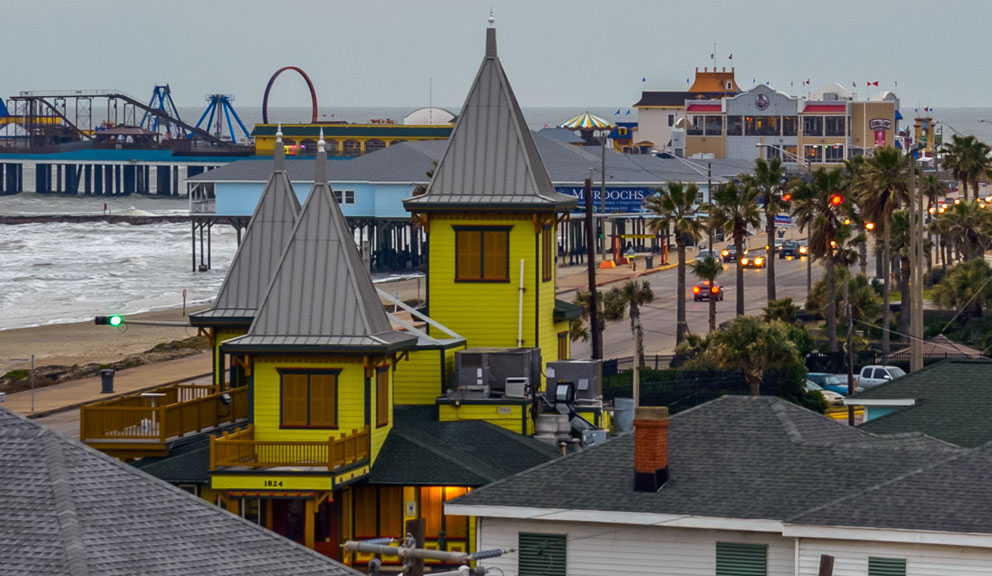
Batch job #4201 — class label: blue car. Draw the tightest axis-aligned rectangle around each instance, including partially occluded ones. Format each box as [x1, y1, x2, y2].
[806, 372, 863, 396]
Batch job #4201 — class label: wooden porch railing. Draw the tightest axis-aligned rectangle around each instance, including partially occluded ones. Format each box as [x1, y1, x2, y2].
[80, 384, 250, 444]
[210, 425, 371, 471]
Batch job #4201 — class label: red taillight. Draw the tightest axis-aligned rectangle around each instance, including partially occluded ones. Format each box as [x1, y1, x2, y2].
[711, 286, 720, 294]
[692, 286, 701, 294]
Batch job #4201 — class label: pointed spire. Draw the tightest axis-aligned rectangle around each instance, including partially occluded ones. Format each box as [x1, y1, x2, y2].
[485, 11, 496, 58]
[316, 128, 327, 184]
[274, 123, 285, 171]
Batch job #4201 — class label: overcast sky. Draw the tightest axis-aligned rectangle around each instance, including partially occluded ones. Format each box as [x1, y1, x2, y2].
[3, 1, 986, 112]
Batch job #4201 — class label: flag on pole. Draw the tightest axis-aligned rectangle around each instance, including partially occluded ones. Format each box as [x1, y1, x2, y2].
[686, 77, 690, 84]
[867, 80, 879, 87]
[729, 53, 733, 60]
[710, 52, 714, 60]
[641, 77, 646, 83]
[626, 109, 631, 115]
[852, 82, 857, 88]
[615, 109, 621, 115]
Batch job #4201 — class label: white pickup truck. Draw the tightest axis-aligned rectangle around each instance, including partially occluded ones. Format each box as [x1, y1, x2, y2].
[856, 365, 906, 389]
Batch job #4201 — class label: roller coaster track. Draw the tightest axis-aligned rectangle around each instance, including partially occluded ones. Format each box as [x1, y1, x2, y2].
[10, 90, 231, 147]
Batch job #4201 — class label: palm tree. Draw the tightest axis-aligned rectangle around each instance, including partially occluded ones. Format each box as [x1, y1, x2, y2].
[645, 182, 703, 344]
[708, 181, 761, 316]
[965, 138, 991, 202]
[793, 167, 847, 352]
[933, 259, 992, 321]
[602, 281, 654, 367]
[710, 315, 800, 396]
[941, 135, 970, 201]
[749, 157, 787, 304]
[843, 155, 871, 276]
[690, 256, 723, 333]
[859, 146, 909, 355]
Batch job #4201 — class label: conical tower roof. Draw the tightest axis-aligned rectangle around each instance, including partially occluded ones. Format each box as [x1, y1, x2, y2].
[404, 26, 576, 214]
[226, 145, 417, 354]
[191, 134, 301, 327]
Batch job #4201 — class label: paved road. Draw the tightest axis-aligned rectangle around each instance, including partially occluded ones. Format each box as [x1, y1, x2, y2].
[571, 254, 826, 358]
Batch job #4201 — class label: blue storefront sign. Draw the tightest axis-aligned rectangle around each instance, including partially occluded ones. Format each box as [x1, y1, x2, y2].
[774, 214, 792, 225]
[556, 186, 659, 214]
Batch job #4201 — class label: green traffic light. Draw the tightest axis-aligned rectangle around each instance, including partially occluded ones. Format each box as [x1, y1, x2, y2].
[109, 315, 123, 327]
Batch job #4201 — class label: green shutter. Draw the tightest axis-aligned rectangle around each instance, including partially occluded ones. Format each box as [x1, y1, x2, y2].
[518, 533, 566, 576]
[716, 542, 767, 576]
[869, 557, 906, 576]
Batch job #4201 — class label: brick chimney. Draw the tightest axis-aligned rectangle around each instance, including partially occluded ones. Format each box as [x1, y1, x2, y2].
[633, 406, 670, 492]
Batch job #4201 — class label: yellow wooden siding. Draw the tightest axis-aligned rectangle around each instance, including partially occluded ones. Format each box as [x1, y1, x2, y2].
[214, 328, 246, 388]
[370, 368, 392, 462]
[436, 402, 532, 435]
[393, 348, 446, 406]
[428, 214, 559, 368]
[252, 355, 368, 443]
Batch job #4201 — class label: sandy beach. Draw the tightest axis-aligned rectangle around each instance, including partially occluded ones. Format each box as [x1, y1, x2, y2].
[0, 305, 209, 375]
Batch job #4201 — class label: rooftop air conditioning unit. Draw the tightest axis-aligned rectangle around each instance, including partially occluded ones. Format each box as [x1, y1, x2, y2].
[504, 377, 530, 399]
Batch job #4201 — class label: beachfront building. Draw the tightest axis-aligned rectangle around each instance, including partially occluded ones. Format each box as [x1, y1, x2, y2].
[403, 24, 577, 365]
[252, 120, 452, 157]
[677, 83, 899, 167]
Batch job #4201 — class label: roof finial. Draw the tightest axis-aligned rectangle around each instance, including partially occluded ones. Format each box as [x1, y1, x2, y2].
[485, 11, 497, 58]
[318, 127, 326, 153]
[315, 127, 327, 184]
[274, 123, 285, 171]
[488, 8, 495, 27]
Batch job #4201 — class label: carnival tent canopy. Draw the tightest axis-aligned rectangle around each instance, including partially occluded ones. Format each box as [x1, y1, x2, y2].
[558, 112, 614, 130]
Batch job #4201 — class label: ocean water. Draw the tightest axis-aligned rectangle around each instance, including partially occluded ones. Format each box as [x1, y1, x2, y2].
[2, 106, 991, 332]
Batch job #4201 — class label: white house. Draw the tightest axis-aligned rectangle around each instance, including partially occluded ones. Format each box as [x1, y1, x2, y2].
[448, 396, 992, 576]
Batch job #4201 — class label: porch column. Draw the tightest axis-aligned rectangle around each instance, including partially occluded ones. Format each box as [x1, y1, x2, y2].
[304, 499, 315, 549]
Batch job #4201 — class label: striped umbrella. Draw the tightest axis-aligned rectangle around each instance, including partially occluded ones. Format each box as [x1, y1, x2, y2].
[558, 112, 614, 130]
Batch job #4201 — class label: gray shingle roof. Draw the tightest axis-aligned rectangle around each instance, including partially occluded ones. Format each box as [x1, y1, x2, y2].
[452, 396, 967, 528]
[190, 167, 301, 327]
[0, 407, 358, 576]
[855, 359, 992, 448]
[403, 28, 577, 214]
[370, 406, 560, 486]
[225, 165, 418, 354]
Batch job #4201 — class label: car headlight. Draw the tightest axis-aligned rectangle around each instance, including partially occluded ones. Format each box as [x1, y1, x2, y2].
[741, 258, 749, 265]
[755, 257, 764, 265]
[721, 250, 729, 257]
[799, 246, 808, 254]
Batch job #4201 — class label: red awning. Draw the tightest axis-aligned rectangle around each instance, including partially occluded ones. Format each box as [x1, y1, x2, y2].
[802, 104, 846, 114]
[686, 104, 721, 112]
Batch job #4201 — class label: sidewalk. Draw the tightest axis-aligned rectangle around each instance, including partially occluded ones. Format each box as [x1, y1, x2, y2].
[555, 258, 678, 294]
[2, 352, 212, 418]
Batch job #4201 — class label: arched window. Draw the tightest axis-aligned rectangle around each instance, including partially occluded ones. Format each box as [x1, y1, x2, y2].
[343, 139, 362, 157]
[365, 139, 386, 154]
[299, 139, 318, 156]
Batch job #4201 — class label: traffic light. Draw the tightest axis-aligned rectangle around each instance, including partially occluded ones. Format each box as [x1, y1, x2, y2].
[830, 194, 843, 206]
[95, 315, 124, 327]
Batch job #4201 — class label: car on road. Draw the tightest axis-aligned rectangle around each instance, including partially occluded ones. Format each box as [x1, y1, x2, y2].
[692, 279, 724, 301]
[695, 249, 722, 264]
[805, 380, 845, 405]
[806, 372, 863, 396]
[721, 242, 748, 263]
[797, 240, 808, 256]
[779, 240, 803, 259]
[740, 249, 767, 269]
[856, 365, 906, 389]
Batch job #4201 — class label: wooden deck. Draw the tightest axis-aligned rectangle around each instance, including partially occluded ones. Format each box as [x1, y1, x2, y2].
[80, 383, 249, 458]
[210, 425, 370, 472]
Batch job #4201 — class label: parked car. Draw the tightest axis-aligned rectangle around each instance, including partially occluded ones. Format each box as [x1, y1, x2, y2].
[806, 372, 863, 396]
[805, 380, 844, 405]
[779, 240, 802, 259]
[695, 249, 723, 264]
[720, 242, 748, 263]
[691, 279, 724, 302]
[740, 249, 767, 269]
[764, 238, 787, 251]
[856, 365, 907, 389]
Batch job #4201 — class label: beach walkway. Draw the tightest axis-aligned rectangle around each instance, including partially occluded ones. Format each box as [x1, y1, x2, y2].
[2, 352, 212, 418]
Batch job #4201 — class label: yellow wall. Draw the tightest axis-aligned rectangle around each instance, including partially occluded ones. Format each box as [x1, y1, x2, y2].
[849, 101, 896, 151]
[685, 135, 725, 158]
[393, 345, 464, 406]
[251, 354, 393, 462]
[437, 401, 533, 435]
[427, 214, 560, 366]
[214, 327, 247, 388]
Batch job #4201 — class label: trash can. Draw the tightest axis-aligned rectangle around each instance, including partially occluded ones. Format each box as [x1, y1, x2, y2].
[100, 369, 115, 394]
[645, 256, 654, 269]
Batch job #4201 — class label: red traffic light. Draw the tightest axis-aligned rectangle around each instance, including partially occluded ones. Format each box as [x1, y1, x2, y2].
[830, 194, 843, 206]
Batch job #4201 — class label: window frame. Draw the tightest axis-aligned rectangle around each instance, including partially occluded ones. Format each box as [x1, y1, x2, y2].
[454, 225, 512, 283]
[557, 331, 569, 360]
[715, 541, 767, 576]
[278, 368, 340, 429]
[376, 366, 390, 428]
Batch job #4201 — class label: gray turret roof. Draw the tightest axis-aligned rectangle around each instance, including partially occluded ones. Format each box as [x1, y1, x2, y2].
[224, 159, 417, 354]
[190, 168, 301, 327]
[403, 27, 576, 214]
[0, 407, 358, 576]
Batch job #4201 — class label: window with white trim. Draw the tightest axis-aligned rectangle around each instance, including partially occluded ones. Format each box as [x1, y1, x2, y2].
[333, 190, 355, 205]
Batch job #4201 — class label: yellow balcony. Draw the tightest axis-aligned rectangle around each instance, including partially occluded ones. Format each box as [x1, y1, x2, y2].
[80, 384, 250, 458]
[210, 425, 370, 472]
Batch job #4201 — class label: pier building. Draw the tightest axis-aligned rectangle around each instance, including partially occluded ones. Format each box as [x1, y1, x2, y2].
[252, 121, 452, 157]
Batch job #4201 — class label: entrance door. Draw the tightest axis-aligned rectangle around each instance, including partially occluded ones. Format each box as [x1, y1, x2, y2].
[271, 499, 306, 545]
